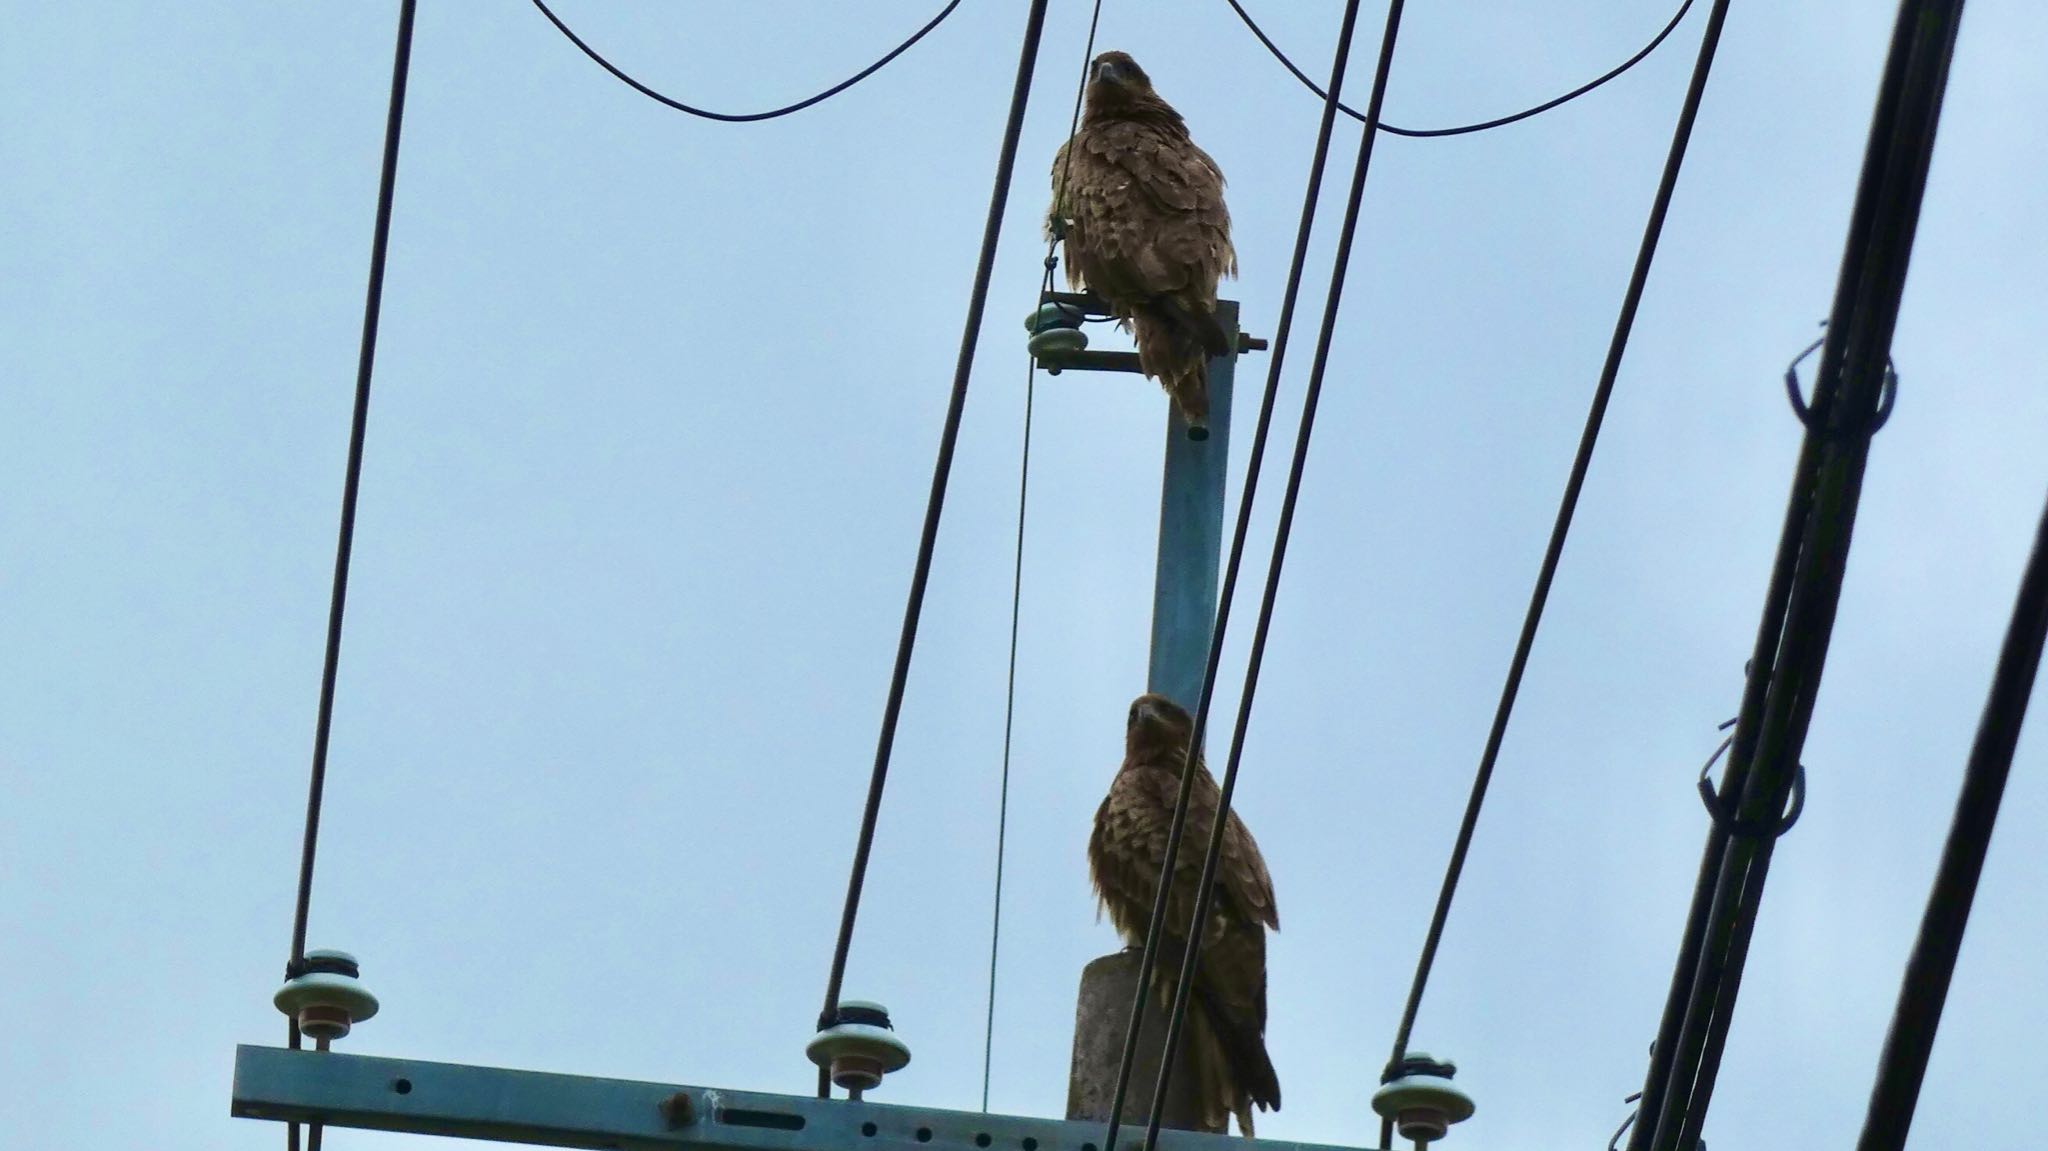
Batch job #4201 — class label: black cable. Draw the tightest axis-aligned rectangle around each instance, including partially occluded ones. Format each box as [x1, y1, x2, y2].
[981, 357, 1037, 1113]
[1045, 2, 1109, 292]
[529, 0, 962, 123]
[1377, 0, 1734, 1119]
[1093, 0, 1368, 1144]
[1224, 0, 1696, 138]
[285, 5, 416, 1151]
[1855, 492, 2048, 1151]
[813, 0, 1052, 1100]
[994, 0, 1105, 1102]
[1139, 4, 1410, 1148]
[1609, 1093, 1643, 1151]
[1632, 2, 1967, 1145]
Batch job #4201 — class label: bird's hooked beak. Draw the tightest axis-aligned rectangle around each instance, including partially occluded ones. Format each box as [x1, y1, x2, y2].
[1130, 695, 1164, 730]
[1130, 688, 1163, 725]
[1094, 59, 1120, 86]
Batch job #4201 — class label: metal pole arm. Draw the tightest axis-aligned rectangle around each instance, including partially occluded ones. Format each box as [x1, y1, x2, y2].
[232, 1045, 1372, 1151]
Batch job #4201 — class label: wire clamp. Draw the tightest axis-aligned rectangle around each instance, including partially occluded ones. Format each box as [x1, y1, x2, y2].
[1695, 728, 1806, 839]
[1784, 322, 1898, 433]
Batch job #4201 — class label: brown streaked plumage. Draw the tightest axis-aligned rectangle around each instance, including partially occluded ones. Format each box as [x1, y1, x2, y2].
[1088, 693, 1279, 1136]
[1050, 51, 1237, 437]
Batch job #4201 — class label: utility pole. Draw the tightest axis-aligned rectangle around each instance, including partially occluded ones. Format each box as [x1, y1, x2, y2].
[1147, 299, 1239, 712]
[1029, 293, 1260, 1131]
[1028, 294, 1254, 711]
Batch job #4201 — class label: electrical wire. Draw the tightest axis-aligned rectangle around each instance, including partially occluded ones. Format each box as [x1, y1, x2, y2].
[1093, 0, 1369, 1144]
[1632, 3, 1968, 1145]
[813, 0, 1053, 1100]
[984, 0, 1108, 1104]
[1855, 491, 2048, 1151]
[1224, 0, 1696, 138]
[285, 3, 416, 1149]
[981, 354, 1038, 1113]
[1376, 0, 1734, 1130]
[529, 0, 962, 123]
[1137, 1, 1413, 1146]
[1046, 2, 1109, 292]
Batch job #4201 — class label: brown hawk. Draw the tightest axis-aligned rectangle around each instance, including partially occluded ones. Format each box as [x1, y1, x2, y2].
[1089, 693, 1280, 1135]
[1050, 51, 1237, 438]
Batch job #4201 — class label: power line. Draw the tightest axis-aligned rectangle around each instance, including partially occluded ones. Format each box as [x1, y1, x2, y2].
[1092, 0, 1370, 1144]
[1224, 0, 1696, 139]
[981, 354, 1037, 1114]
[1376, 0, 1735, 1136]
[1134, 0, 1415, 1145]
[286, 3, 417, 1151]
[1631, 1, 1967, 1145]
[1855, 491, 2048, 1151]
[529, 0, 962, 123]
[812, 0, 1052, 1100]
[1046, 2, 1109, 286]
[985, 0, 1107, 1110]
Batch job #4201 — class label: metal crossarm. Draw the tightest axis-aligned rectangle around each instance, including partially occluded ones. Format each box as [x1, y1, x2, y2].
[232, 1046, 1372, 1151]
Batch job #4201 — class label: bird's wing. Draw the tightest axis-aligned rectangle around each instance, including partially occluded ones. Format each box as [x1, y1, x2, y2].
[1095, 125, 1236, 298]
[1099, 761, 1276, 937]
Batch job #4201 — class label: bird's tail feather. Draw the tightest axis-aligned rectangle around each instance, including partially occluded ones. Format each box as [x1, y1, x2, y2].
[1131, 309, 1212, 434]
[1144, 948, 1278, 1137]
[1155, 296, 1232, 358]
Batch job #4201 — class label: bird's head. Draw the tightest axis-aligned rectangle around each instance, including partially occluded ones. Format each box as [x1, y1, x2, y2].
[1084, 50, 1159, 115]
[1125, 692, 1195, 761]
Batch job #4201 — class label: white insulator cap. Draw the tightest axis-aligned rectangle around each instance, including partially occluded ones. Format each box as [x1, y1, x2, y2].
[274, 949, 379, 1041]
[807, 1000, 911, 1093]
[1372, 1052, 1475, 1146]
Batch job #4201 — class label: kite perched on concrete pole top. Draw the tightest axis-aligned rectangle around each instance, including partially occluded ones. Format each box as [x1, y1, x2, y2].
[1050, 51, 1237, 439]
[1088, 693, 1280, 1135]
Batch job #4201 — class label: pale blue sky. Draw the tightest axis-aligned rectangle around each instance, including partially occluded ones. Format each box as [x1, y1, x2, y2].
[3, 3, 2046, 1149]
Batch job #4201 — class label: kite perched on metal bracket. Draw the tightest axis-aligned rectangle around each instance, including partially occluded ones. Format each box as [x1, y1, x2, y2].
[1051, 51, 1237, 438]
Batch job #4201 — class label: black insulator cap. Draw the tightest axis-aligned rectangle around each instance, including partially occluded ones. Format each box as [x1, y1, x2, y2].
[835, 1003, 893, 1029]
[286, 953, 361, 980]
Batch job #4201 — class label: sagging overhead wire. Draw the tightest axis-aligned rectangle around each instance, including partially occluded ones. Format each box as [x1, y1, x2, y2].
[1092, 0, 1373, 1145]
[1224, 0, 1697, 138]
[813, 0, 1053, 1100]
[286, 3, 418, 1150]
[529, 0, 962, 123]
[1376, 1, 1735, 1140]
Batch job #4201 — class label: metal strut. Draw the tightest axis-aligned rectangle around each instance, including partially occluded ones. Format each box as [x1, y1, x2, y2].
[232, 1046, 1386, 1151]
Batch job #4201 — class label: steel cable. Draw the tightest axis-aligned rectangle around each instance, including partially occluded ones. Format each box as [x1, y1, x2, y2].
[1377, 2, 1735, 1140]
[981, 356, 1038, 1112]
[285, 3, 417, 1150]
[1855, 492, 2048, 1151]
[1632, 3, 1967, 1145]
[813, 0, 1053, 1099]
